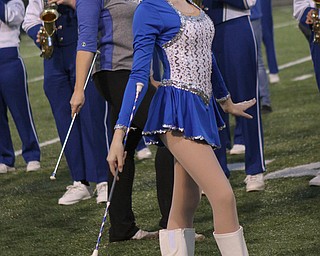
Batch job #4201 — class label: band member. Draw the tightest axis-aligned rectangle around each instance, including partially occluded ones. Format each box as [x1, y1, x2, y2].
[202, 0, 266, 192]
[261, 0, 280, 83]
[22, 0, 109, 204]
[294, 0, 320, 186]
[100, 0, 255, 254]
[70, 0, 157, 242]
[0, 0, 41, 174]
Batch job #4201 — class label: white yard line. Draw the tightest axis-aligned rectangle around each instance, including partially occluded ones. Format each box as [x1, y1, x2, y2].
[274, 21, 297, 29]
[292, 74, 314, 81]
[15, 137, 60, 156]
[278, 56, 312, 70]
[28, 75, 44, 83]
[265, 162, 320, 179]
[230, 160, 320, 179]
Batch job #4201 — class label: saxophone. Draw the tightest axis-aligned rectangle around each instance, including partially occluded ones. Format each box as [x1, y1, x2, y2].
[39, 0, 59, 59]
[312, 0, 320, 44]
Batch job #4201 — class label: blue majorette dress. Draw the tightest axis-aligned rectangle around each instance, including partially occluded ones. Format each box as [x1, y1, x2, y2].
[116, 0, 230, 148]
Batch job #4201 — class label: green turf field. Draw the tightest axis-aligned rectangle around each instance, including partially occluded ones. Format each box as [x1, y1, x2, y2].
[1, 5, 319, 256]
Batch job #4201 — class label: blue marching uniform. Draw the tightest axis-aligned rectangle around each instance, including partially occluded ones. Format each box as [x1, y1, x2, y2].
[251, 0, 272, 107]
[202, 0, 265, 177]
[0, 0, 40, 168]
[294, 0, 320, 92]
[23, 1, 109, 183]
[261, 0, 279, 75]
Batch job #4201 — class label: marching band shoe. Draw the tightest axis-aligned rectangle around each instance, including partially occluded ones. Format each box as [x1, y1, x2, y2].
[96, 182, 108, 204]
[269, 73, 280, 84]
[0, 163, 15, 174]
[131, 229, 159, 240]
[309, 172, 320, 186]
[195, 232, 205, 242]
[229, 144, 245, 155]
[261, 105, 273, 114]
[245, 173, 265, 192]
[58, 181, 93, 205]
[26, 161, 41, 172]
[136, 147, 152, 160]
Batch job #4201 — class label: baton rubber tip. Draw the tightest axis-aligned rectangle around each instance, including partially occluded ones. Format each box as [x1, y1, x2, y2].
[91, 249, 99, 256]
[136, 82, 144, 93]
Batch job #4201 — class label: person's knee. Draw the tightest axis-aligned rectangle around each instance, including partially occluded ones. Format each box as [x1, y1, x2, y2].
[210, 188, 236, 211]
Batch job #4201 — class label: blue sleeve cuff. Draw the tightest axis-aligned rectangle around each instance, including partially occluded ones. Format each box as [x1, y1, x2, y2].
[0, 1, 5, 23]
[27, 25, 42, 49]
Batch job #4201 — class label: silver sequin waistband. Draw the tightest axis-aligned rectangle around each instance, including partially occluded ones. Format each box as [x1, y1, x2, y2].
[161, 79, 211, 105]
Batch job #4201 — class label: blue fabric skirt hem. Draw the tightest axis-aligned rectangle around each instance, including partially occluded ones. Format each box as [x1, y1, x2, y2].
[142, 86, 225, 148]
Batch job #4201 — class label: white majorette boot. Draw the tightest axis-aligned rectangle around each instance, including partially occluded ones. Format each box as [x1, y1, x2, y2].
[159, 228, 195, 256]
[213, 226, 249, 256]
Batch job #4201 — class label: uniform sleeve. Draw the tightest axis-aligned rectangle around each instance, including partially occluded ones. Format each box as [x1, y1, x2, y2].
[212, 0, 256, 10]
[116, 3, 164, 128]
[22, 0, 42, 47]
[211, 53, 229, 101]
[76, 0, 101, 53]
[0, 0, 24, 26]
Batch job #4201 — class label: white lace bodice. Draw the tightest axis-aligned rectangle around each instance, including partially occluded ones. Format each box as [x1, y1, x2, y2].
[161, 3, 215, 105]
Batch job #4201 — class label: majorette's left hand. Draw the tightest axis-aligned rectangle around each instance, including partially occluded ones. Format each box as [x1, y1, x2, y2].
[219, 98, 256, 119]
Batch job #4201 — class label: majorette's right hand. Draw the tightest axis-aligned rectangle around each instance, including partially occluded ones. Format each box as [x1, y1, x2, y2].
[70, 90, 85, 118]
[107, 129, 127, 179]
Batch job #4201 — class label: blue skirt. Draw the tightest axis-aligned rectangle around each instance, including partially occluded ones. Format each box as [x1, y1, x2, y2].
[142, 86, 225, 148]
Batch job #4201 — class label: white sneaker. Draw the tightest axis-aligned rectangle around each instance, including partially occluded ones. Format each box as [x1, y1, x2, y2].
[58, 181, 93, 205]
[131, 229, 159, 240]
[269, 73, 280, 84]
[136, 147, 152, 160]
[0, 163, 15, 174]
[244, 173, 265, 192]
[309, 173, 320, 186]
[96, 182, 108, 204]
[26, 161, 41, 172]
[229, 144, 245, 155]
[195, 232, 205, 241]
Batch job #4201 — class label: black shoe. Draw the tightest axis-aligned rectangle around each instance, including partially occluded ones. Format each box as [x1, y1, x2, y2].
[261, 105, 272, 114]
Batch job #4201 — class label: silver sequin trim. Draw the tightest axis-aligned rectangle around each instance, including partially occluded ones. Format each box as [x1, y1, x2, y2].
[161, 79, 210, 104]
[216, 93, 230, 103]
[114, 124, 128, 132]
[143, 124, 223, 148]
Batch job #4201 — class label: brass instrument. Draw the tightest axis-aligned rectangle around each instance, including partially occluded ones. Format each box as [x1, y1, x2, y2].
[312, 0, 320, 44]
[39, 0, 59, 59]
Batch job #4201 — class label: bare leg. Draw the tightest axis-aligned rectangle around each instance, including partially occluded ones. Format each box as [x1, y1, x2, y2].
[161, 131, 239, 234]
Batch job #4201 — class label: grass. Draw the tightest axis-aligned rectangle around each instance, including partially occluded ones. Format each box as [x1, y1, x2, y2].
[1, 5, 320, 256]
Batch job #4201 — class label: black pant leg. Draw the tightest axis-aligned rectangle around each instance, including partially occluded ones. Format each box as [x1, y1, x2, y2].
[155, 146, 174, 229]
[108, 127, 142, 241]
